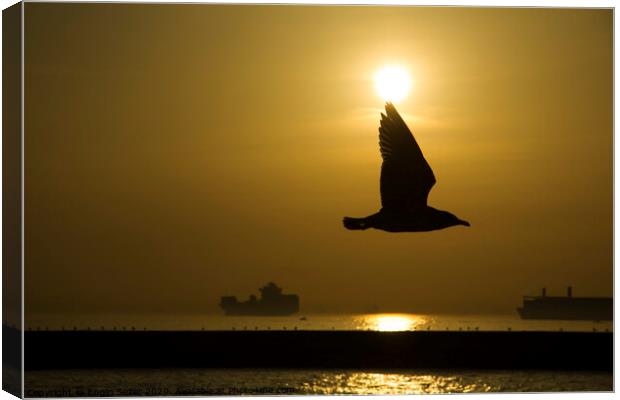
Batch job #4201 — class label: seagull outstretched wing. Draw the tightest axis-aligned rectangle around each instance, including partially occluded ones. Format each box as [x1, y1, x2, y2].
[378, 102, 436, 212]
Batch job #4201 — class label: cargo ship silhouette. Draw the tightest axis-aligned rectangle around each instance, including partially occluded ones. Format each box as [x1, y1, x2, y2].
[517, 286, 612, 321]
[220, 282, 299, 316]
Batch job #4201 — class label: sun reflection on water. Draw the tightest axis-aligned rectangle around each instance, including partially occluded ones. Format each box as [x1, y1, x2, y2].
[301, 371, 495, 394]
[362, 314, 426, 331]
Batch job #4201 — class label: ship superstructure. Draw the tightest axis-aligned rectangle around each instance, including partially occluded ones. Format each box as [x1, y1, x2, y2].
[220, 282, 299, 316]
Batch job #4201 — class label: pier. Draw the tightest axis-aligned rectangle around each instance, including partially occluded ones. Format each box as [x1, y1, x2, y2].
[10, 326, 611, 371]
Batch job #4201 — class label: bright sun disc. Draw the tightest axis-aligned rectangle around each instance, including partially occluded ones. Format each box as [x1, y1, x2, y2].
[374, 66, 411, 103]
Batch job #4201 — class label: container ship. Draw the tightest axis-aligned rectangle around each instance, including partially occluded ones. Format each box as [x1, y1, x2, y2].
[517, 286, 612, 321]
[220, 282, 299, 316]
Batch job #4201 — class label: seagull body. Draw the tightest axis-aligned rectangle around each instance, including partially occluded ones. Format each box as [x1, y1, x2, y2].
[343, 103, 470, 232]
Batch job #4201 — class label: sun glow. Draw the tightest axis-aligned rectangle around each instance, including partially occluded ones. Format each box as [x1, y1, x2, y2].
[370, 314, 420, 332]
[374, 66, 412, 103]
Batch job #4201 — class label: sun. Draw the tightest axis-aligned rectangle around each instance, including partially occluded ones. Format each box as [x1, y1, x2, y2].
[374, 66, 412, 103]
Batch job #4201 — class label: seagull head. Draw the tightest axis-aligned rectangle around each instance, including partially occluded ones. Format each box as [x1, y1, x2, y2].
[436, 210, 470, 228]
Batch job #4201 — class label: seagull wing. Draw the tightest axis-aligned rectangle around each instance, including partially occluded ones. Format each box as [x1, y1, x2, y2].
[378, 102, 436, 212]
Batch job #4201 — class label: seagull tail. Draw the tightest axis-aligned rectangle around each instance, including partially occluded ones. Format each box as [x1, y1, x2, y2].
[343, 217, 370, 230]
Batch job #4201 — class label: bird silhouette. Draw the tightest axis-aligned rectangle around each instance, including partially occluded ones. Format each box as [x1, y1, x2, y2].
[343, 102, 470, 232]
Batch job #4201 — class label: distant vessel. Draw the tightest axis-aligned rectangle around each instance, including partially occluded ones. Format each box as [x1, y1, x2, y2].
[517, 287, 612, 321]
[220, 282, 299, 316]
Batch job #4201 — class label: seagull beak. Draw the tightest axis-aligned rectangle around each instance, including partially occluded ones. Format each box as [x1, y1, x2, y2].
[459, 220, 471, 227]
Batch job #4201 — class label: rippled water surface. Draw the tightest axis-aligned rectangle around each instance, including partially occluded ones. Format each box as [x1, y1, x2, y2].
[24, 368, 612, 396]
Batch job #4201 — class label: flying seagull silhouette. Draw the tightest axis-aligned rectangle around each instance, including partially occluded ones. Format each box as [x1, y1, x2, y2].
[343, 102, 470, 232]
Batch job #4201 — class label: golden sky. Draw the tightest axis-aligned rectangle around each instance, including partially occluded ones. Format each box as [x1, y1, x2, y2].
[25, 4, 612, 314]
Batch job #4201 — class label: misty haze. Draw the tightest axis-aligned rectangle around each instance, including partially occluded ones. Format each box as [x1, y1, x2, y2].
[23, 5, 611, 317]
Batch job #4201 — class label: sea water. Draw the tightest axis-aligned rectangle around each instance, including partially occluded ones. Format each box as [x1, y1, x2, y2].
[23, 368, 612, 395]
[21, 313, 613, 395]
[23, 312, 613, 332]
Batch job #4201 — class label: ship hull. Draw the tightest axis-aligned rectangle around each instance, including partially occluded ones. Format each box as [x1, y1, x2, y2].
[220, 295, 299, 316]
[517, 297, 612, 321]
[222, 308, 297, 316]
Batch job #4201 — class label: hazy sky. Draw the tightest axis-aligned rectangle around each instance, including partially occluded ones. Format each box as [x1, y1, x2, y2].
[24, 4, 612, 315]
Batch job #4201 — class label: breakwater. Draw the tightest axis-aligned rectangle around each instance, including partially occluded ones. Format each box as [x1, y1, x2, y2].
[19, 327, 611, 371]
